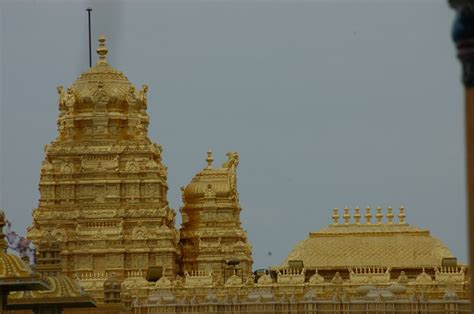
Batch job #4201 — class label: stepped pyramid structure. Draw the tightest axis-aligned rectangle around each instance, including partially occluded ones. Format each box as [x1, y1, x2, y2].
[27, 35, 180, 298]
[180, 150, 253, 279]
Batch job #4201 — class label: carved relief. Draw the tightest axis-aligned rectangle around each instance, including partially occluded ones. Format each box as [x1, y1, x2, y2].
[60, 162, 74, 174]
[132, 254, 148, 269]
[132, 226, 149, 240]
[106, 254, 124, 269]
[52, 228, 67, 242]
[65, 88, 76, 111]
[257, 273, 273, 286]
[92, 81, 109, 111]
[75, 255, 93, 270]
[309, 270, 325, 284]
[125, 161, 139, 172]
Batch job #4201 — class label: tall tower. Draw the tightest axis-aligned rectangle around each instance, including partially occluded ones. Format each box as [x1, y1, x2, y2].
[27, 35, 178, 297]
[179, 151, 253, 281]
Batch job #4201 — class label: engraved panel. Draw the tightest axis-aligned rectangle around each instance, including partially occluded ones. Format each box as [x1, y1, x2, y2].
[94, 256, 106, 272]
[75, 255, 93, 270]
[106, 254, 124, 269]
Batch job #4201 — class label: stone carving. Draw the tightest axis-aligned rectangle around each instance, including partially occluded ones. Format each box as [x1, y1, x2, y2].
[106, 254, 124, 268]
[225, 273, 243, 286]
[132, 226, 149, 240]
[309, 270, 325, 284]
[60, 162, 74, 174]
[155, 276, 172, 289]
[92, 81, 109, 111]
[65, 88, 76, 110]
[277, 268, 305, 285]
[397, 271, 409, 284]
[331, 272, 343, 285]
[416, 269, 433, 284]
[57, 85, 67, 115]
[184, 271, 213, 288]
[125, 161, 139, 172]
[75, 256, 93, 270]
[126, 86, 137, 104]
[204, 184, 216, 200]
[257, 273, 273, 286]
[137, 84, 148, 112]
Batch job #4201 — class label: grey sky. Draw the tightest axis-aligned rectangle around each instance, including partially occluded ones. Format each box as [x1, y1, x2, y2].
[0, 0, 466, 270]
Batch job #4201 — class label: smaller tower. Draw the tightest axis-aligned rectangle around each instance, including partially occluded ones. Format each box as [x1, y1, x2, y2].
[103, 273, 122, 304]
[179, 151, 253, 281]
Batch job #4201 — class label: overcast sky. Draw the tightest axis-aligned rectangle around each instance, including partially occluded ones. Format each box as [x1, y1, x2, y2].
[0, 0, 466, 269]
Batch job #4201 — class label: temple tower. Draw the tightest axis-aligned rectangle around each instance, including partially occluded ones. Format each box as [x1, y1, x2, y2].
[179, 151, 253, 281]
[27, 35, 179, 297]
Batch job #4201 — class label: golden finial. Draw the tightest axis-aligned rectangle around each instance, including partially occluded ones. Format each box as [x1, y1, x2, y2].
[206, 150, 214, 169]
[376, 206, 383, 224]
[332, 208, 340, 225]
[354, 207, 361, 225]
[343, 207, 350, 225]
[96, 34, 108, 64]
[398, 205, 406, 224]
[386, 206, 394, 224]
[365, 207, 372, 225]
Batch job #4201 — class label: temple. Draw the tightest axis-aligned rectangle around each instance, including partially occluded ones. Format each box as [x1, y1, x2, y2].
[1, 35, 470, 313]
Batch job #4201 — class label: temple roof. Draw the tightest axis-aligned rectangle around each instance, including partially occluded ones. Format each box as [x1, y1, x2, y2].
[182, 151, 240, 204]
[70, 34, 133, 102]
[7, 231, 95, 309]
[8, 275, 95, 309]
[0, 210, 48, 291]
[283, 206, 455, 269]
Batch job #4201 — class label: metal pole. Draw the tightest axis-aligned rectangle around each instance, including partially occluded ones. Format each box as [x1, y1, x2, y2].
[86, 8, 92, 67]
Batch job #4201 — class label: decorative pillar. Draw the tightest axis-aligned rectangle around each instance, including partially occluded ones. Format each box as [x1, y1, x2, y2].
[450, 0, 474, 308]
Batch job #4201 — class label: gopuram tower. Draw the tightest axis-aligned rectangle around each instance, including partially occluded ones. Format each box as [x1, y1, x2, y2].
[179, 151, 253, 281]
[27, 35, 179, 297]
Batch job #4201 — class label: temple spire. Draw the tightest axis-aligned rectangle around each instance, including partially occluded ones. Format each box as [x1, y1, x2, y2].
[96, 34, 108, 64]
[206, 150, 214, 169]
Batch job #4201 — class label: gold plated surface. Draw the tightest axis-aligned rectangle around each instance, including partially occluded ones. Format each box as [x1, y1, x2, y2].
[285, 206, 454, 268]
[0, 210, 47, 291]
[8, 233, 95, 309]
[180, 151, 253, 279]
[28, 35, 178, 300]
[21, 35, 469, 313]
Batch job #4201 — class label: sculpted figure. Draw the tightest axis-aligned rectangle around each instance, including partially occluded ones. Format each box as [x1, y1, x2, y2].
[331, 272, 343, 285]
[222, 152, 239, 169]
[138, 84, 148, 111]
[204, 184, 216, 199]
[257, 273, 273, 285]
[126, 86, 136, 104]
[309, 270, 325, 284]
[397, 271, 409, 284]
[65, 88, 75, 110]
[57, 85, 67, 115]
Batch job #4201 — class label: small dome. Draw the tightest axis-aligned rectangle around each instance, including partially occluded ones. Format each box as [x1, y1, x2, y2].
[69, 34, 133, 108]
[182, 151, 239, 203]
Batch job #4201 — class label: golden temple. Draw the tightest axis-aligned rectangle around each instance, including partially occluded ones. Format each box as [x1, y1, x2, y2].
[1, 35, 471, 313]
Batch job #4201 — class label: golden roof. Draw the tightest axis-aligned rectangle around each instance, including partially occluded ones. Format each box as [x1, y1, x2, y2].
[70, 34, 132, 102]
[182, 151, 240, 203]
[283, 206, 455, 269]
[8, 274, 95, 308]
[0, 210, 48, 291]
[8, 231, 96, 309]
